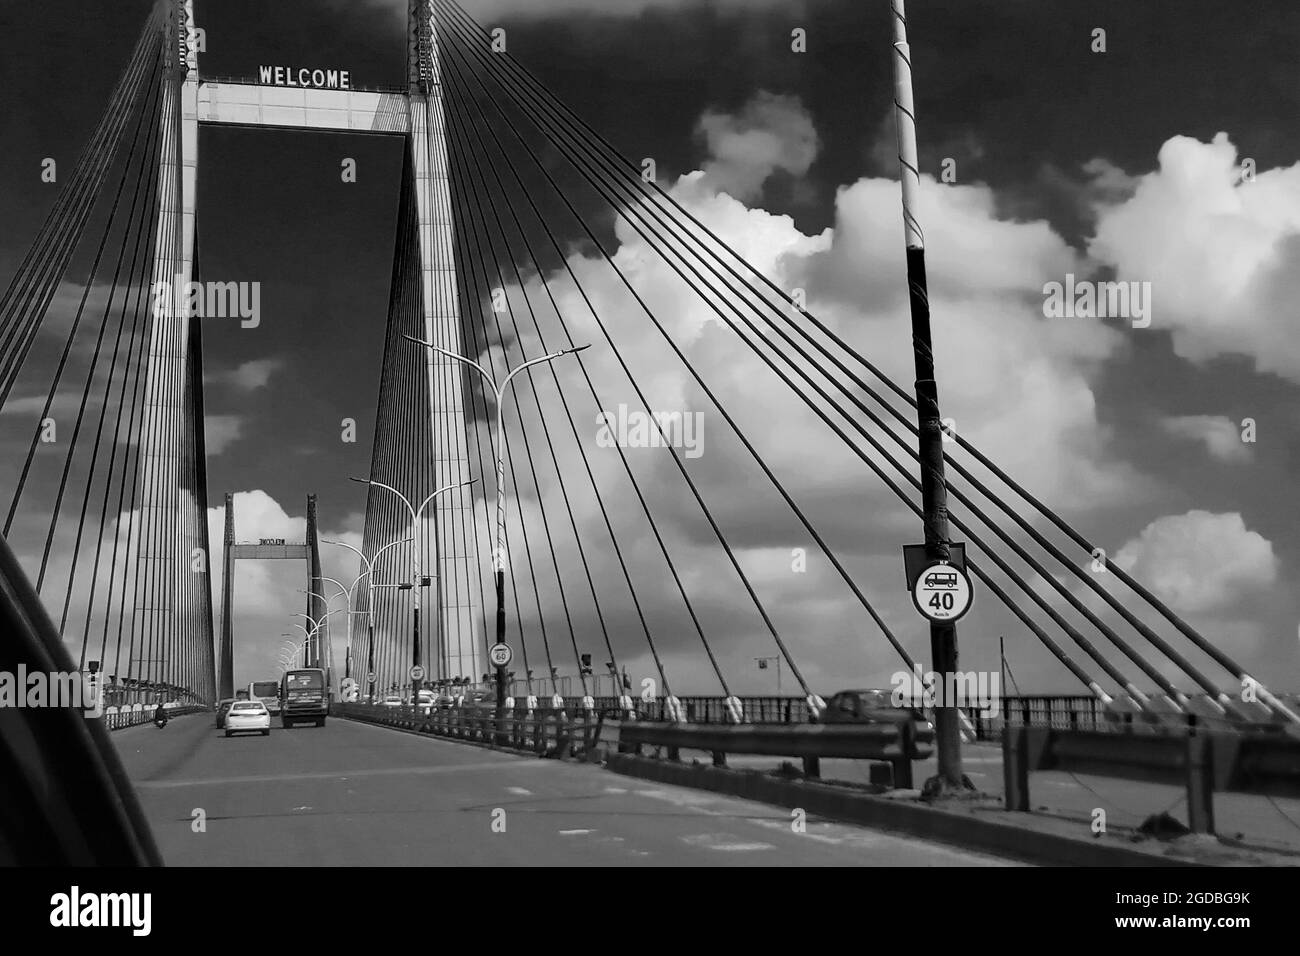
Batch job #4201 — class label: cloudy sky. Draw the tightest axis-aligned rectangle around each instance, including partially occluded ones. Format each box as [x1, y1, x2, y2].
[1, 0, 1298, 699]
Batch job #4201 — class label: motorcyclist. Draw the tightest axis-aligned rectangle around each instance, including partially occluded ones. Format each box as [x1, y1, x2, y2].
[153, 699, 168, 728]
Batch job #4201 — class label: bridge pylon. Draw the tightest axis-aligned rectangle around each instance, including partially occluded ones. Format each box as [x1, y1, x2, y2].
[219, 494, 326, 700]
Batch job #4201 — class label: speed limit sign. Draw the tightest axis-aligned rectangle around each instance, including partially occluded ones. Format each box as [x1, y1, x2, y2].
[912, 561, 973, 623]
[365, 672, 376, 685]
[409, 664, 426, 682]
[489, 642, 513, 668]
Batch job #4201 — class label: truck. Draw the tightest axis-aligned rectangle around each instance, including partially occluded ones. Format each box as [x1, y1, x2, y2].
[248, 679, 281, 717]
[280, 668, 328, 728]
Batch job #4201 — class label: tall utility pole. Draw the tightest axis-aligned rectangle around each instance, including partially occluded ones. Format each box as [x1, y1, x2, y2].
[890, 0, 970, 794]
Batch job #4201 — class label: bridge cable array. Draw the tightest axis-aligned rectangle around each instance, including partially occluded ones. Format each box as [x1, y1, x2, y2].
[402, 0, 1289, 724]
[0, 6, 216, 705]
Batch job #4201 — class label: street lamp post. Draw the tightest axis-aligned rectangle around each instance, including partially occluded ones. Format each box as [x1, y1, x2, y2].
[322, 536, 413, 703]
[318, 574, 367, 682]
[291, 609, 342, 669]
[348, 478, 476, 710]
[301, 585, 351, 695]
[403, 333, 589, 742]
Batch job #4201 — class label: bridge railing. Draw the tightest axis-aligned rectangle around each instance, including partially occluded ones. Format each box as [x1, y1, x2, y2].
[102, 704, 208, 731]
[1005, 725, 1300, 834]
[617, 720, 925, 788]
[579, 695, 810, 724]
[970, 696, 1287, 741]
[334, 702, 608, 758]
[337, 699, 929, 788]
[969, 695, 1103, 741]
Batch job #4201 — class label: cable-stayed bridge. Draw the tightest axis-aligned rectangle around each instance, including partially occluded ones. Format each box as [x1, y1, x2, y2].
[3, 0, 1299, 867]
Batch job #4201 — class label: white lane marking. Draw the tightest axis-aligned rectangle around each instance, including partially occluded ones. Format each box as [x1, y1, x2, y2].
[506, 787, 533, 795]
[603, 787, 628, 794]
[633, 788, 720, 807]
[558, 829, 594, 835]
[681, 834, 774, 852]
[746, 817, 878, 847]
[134, 759, 559, 789]
[744, 816, 1021, 864]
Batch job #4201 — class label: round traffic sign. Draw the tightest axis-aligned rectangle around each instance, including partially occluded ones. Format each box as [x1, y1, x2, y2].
[911, 561, 973, 623]
[489, 642, 513, 668]
[365, 672, 376, 684]
[409, 664, 426, 681]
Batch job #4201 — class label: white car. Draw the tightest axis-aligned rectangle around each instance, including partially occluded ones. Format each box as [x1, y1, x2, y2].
[378, 695, 404, 708]
[224, 700, 271, 737]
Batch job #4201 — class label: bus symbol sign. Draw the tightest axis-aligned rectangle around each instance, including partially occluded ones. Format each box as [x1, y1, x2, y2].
[912, 561, 973, 623]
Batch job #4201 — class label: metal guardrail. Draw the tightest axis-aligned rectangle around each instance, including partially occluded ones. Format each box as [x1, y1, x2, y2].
[1004, 726, 1300, 834]
[102, 705, 207, 731]
[336, 702, 606, 757]
[360, 693, 1270, 735]
[571, 695, 810, 724]
[963, 696, 1283, 741]
[618, 720, 925, 787]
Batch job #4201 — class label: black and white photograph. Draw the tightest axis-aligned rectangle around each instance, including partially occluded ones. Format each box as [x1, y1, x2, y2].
[0, 0, 1296, 929]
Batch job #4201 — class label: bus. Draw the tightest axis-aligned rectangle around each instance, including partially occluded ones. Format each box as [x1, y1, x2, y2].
[281, 668, 327, 728]
[248, 680, 281, 717]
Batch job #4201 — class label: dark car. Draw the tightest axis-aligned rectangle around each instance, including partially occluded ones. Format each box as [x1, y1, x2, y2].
[822, 688, 935, 757]
[214, 698, 236, 729]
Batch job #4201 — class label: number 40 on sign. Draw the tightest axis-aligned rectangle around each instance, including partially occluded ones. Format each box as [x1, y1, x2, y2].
[911, 561, 973, 623]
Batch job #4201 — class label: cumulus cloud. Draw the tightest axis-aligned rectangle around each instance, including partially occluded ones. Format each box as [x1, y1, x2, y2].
[451, 89, 1182, 694]
[696, 91, 819, 202]
[204, 414, 244, 454]
[1087, 133, 1300, 382]
[1161, 414, 1251, 463]
[1114, 510, 1276, 615]
[210, 358, 283, 391]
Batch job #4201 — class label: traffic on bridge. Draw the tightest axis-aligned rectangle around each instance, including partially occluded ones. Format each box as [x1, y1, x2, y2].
[0, 0, 1295, 938]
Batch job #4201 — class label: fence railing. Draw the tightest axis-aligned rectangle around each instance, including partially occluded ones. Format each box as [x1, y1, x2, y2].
[344, 692, 1284, 742]
[102, 704, 207, 731]
[580, 695, 809, 724]
[618, 720, 926, 787]
[341, 699, 930, 788]
[1005, 725, 1300, 834]
[969, 696, 1288, 741]
[335, 702, 607, 757]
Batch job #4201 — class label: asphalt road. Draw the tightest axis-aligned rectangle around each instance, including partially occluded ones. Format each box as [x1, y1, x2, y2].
[114, 715, 1020, 866]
